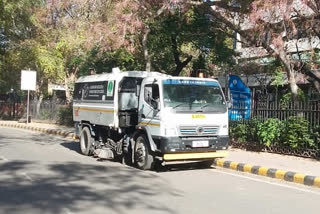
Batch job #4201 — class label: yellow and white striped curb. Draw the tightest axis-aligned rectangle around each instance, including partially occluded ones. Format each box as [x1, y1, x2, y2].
[213, 159, 320, 188]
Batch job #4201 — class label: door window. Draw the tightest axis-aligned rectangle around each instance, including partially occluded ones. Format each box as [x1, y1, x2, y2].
[144, 84, 159, 109]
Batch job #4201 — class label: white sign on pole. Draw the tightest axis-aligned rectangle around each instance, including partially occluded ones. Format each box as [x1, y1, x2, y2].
[21, 70, 37, 91]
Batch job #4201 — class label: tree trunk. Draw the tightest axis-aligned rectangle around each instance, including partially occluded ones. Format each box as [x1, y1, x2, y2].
[35, 78, 45, 118]
[209, 8, 301, 98]
[301, 66, 320, 94]
[278, 49, 299, 99]
[36, 94, 44, 118]
[171, 34, 192, 76]
[172, 56, 193, 76]
[142, 27, 151, 72]
[288, 69, 299, 99]
[65, 70, 77, 105]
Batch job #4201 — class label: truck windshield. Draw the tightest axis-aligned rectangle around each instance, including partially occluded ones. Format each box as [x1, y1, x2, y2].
[162, 79, 227, 113]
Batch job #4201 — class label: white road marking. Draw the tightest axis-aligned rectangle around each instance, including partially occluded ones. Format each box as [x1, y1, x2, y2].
[0, 156, 8, 161]
[212, 168, 320, 196]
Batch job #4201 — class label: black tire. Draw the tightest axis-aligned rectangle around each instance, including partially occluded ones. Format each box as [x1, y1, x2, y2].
[134, 134, 154, 170]
[199, 160, 215, 168]
[122, 145, 133, 166]
[80, 126, 94, 156]
[122, 152, 133, 166]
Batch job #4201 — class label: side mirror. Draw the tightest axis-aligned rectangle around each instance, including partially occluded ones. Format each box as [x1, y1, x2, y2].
[227, 101, 232, 108]
[151, 99, 159, 110]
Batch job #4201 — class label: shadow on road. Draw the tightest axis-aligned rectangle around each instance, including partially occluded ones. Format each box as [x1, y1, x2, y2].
[61, 141, 81, 154]
[0, 160, 182, 214]
[157, 162, 217, 173]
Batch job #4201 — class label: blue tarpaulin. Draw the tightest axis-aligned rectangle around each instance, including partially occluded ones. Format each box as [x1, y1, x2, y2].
[229, 75, 251, 120]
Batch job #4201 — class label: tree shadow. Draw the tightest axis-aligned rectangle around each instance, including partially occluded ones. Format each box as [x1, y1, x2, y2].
[0, 160, 182, 214]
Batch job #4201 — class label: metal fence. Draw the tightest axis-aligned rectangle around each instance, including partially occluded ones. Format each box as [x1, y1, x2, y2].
[229, 100, 320, 128]
[29, 100, 67, 121]
[0, 99, 66, 122]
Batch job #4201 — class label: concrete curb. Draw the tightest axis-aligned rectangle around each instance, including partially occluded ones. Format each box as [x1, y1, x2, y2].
[0, 122, 75, 139]
[213, 159, 320, 188]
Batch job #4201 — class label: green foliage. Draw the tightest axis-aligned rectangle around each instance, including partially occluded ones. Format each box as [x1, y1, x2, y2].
[312, 126, 320, 146]
[229, 118, 260, 143]
[79, 48, 144, 75]
[246, 118, 261, 142]
[230, 122, 248, 143]
[35, 44, 65, 81]
[280, 89, 308, 108]
[57, 105, 74, 127]
[147, 6, 234, 75]
[39, 109, 56, 121]
[282, 116, 314, 149]
[230, 116, 315, 150]
[257, 118, 283, 146]
[0, 0, 42, 44]
[1, 1, 237, 96]
[271, 67, 285, 87]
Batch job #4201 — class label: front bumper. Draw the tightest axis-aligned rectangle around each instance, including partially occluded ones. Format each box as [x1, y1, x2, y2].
[155, 135, 229, 153]
[163, 151, 228, 161]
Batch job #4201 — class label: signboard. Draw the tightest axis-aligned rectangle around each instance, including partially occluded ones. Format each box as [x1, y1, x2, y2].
[162, 79, 219, 86]
[107, 81, 114, 97]
[21, 70, 37, 91]
[48, 83, 66, 91]
[229, 75, 251, 120]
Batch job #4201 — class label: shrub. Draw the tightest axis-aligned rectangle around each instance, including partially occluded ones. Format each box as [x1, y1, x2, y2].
[311, 125, 320, 148]
[282, 116, 314, 149]
[229, 116, 316, 151]
[57, 105, 74, 127]
[229, 118, 261, 143]
[229, 122, 248, 143]
[257, 118, 283, 147]
[246, 117, 261, 142]
[39, 109, 56, 120]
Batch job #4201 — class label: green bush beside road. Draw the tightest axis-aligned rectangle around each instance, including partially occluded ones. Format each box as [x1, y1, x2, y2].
[57, 105, 74, 127]
[230, 116, 318, 151]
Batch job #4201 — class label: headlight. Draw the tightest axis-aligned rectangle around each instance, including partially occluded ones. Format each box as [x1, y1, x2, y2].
[165, 127, 178, 136]
[219, 124, 228, 135]
[162, 123, 178, 137]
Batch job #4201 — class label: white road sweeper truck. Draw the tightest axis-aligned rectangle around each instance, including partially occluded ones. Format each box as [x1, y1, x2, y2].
[73, 68, 229, 170]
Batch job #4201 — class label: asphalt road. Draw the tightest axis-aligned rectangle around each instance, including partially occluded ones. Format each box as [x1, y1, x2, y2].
[0, 127, 320, 214]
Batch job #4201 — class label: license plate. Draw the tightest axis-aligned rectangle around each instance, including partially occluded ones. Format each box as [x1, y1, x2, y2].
[192, 140, 209, 148]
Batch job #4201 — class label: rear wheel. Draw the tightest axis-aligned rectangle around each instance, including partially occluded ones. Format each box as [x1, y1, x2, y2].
[134, 134, 154, 170]
[80, 126, 94, 156]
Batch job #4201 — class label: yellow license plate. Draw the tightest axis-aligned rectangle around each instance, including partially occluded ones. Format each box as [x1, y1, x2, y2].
[192, 114, 206, 119]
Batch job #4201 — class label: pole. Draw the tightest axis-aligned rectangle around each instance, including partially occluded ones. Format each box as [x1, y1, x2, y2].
[27, 90, 30, 124]
[225, 73, 229, 101]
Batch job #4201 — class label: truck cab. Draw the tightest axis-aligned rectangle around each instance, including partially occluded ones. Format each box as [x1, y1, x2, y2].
[136, 77, 229, 167]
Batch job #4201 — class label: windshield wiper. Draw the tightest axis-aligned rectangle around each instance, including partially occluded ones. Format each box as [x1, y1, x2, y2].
[200, 104, 210, 109]
[173, 103, 185, 109]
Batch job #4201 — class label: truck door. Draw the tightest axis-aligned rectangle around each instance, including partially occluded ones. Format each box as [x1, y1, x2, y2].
[139, 81, 161, 136]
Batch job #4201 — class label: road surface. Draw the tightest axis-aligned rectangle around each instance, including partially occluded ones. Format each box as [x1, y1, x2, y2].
[0, 127, 319, 214]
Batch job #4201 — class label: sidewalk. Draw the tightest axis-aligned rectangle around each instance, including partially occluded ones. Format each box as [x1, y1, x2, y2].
[1, 120, 320, 187]
[226, 148, 320, 177]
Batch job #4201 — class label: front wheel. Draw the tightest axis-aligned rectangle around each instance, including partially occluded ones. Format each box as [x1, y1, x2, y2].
[79, 126, 94, 156]
[134, 134, 154, 170]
